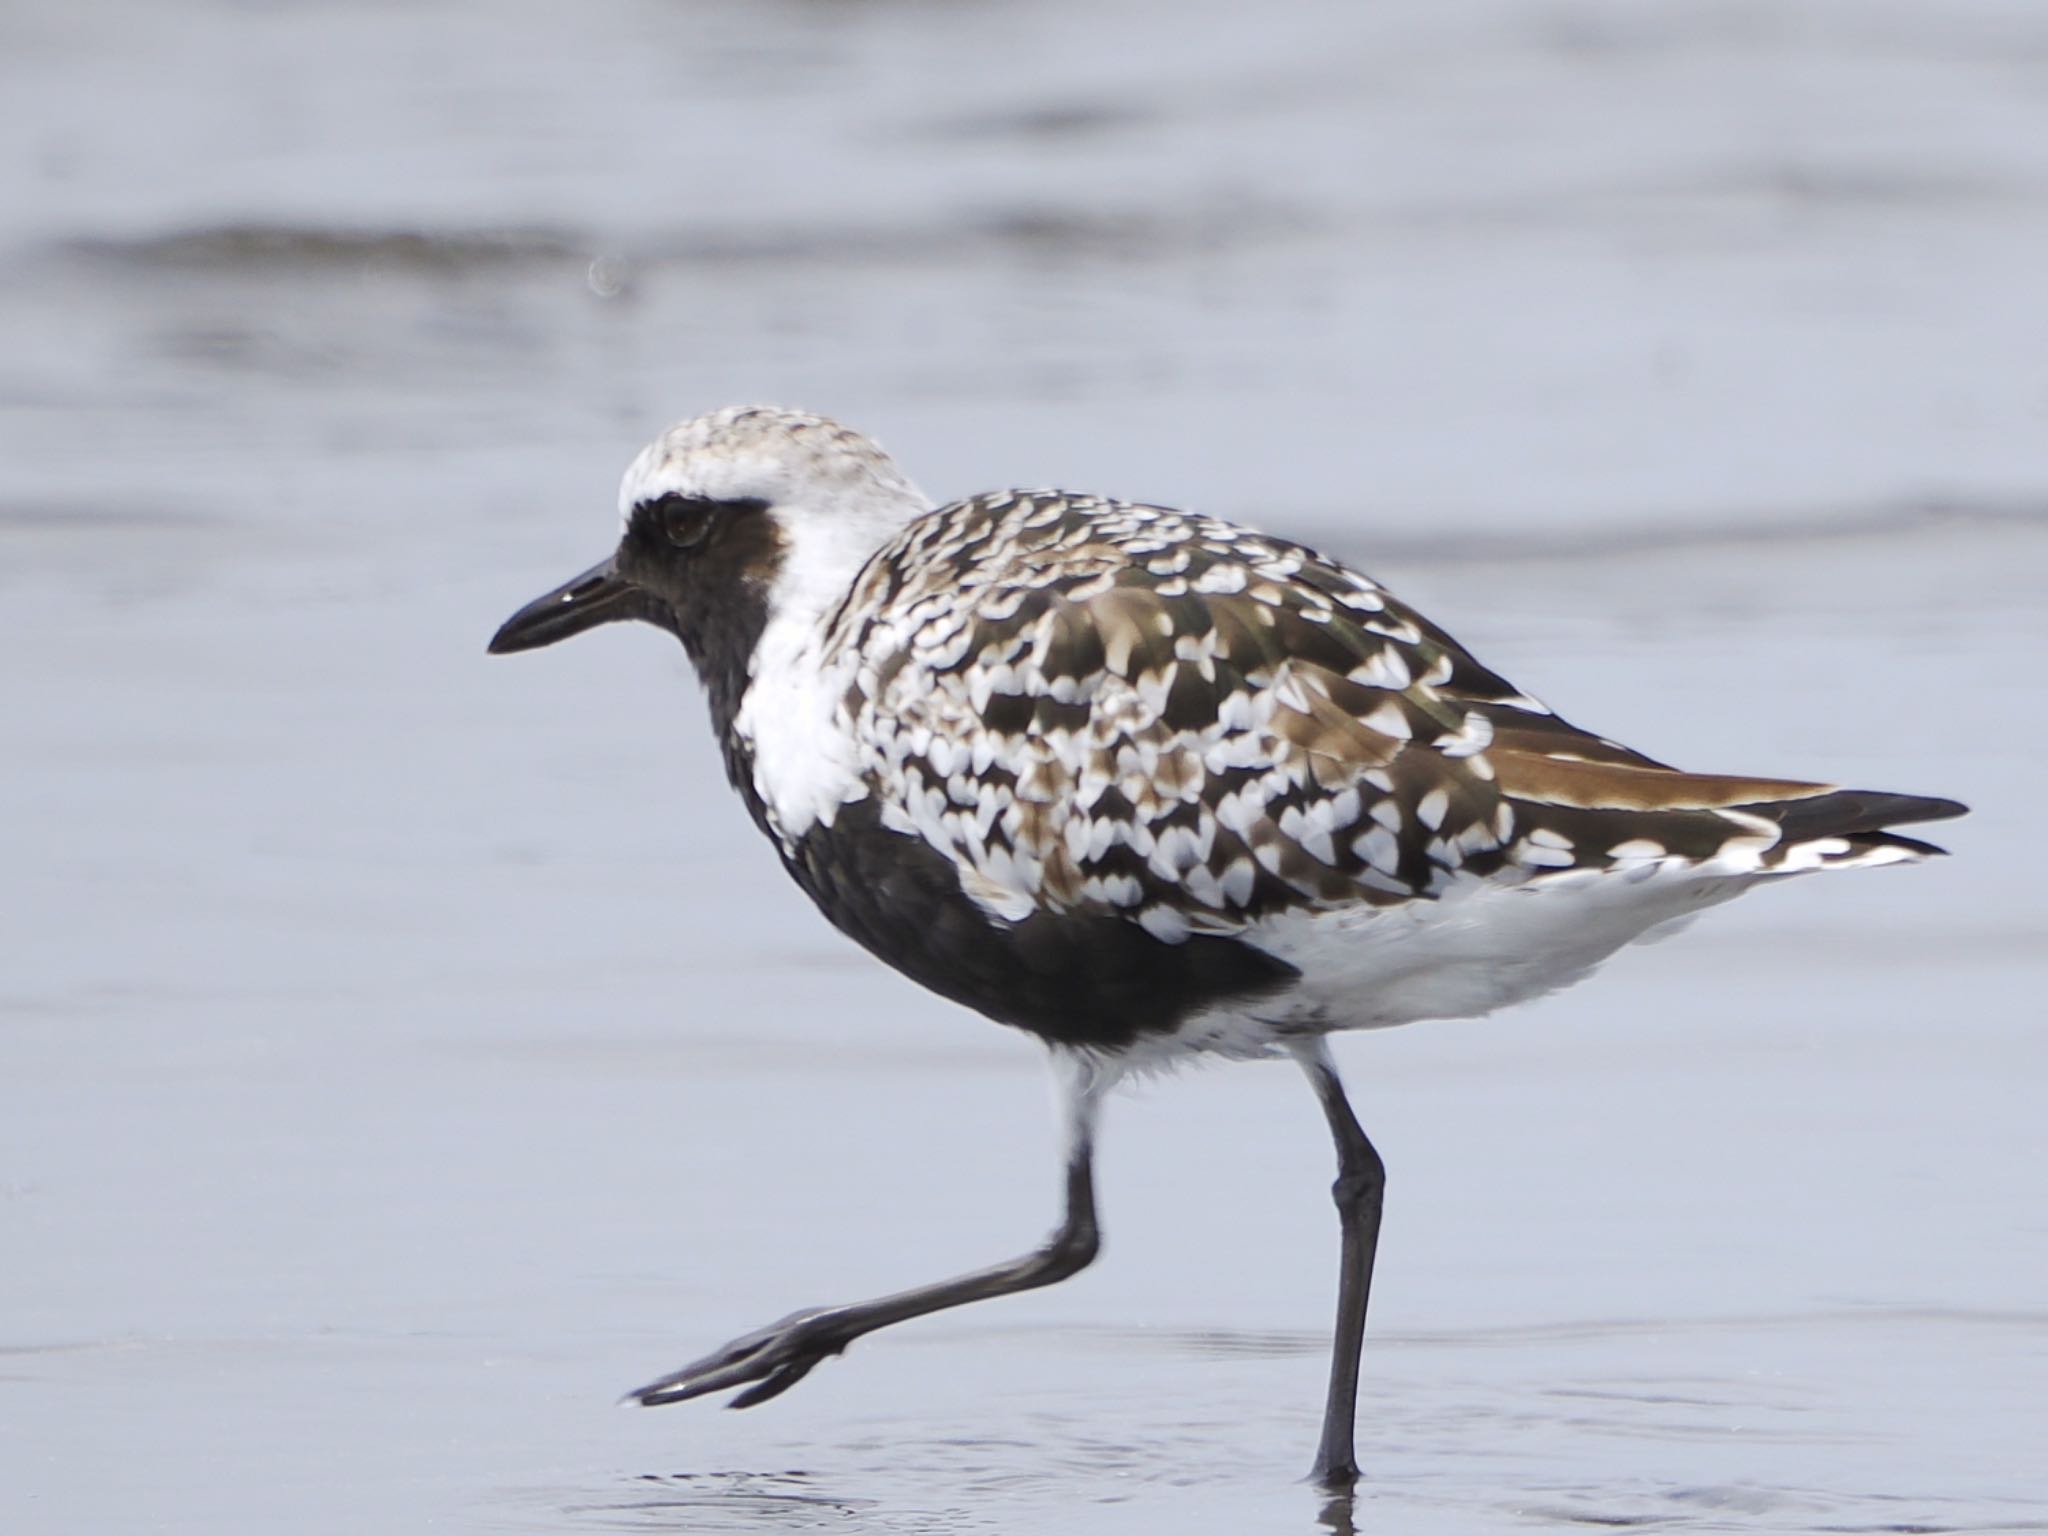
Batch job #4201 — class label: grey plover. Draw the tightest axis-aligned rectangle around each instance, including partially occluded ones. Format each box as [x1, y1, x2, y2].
[489, 405, 1964, 1488]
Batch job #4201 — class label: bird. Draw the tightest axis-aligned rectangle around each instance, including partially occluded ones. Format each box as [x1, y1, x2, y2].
[488, 405, 1964, 1489]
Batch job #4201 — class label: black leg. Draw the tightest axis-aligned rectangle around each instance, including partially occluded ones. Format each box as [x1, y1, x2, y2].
[1296, 1041, 1386, 1491]
[629, 1056, 1106, 1409]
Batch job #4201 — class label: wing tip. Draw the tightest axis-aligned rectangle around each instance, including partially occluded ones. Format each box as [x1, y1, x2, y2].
[1744, 788, 1969, 843]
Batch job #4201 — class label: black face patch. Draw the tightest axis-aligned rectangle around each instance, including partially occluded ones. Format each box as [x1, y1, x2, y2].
[620, 493, 784, 755]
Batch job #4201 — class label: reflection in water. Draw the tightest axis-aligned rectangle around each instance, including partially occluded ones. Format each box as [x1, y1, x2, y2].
[1317, 1487, 1358, 1536]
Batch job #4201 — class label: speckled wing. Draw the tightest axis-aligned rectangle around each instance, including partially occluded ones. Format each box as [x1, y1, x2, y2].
[825, 492, 1960, 939]
[827, 492, 1506, 935]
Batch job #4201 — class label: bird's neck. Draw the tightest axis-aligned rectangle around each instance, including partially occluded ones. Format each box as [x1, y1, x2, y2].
[718, 495, 926, 847]
[668, 574, 771, 752]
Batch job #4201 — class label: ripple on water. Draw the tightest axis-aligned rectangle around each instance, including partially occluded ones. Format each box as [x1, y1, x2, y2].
[493, 1308, 2047, 1535]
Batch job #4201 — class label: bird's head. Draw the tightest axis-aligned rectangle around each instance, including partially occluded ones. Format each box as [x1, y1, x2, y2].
[487, 405, 929, 664]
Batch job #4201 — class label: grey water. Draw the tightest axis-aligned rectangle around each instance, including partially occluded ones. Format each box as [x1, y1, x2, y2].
[4, 1, 2046, 1531]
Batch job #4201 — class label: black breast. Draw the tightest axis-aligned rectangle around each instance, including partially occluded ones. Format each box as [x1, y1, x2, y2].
[778, 798, 1298, 1050]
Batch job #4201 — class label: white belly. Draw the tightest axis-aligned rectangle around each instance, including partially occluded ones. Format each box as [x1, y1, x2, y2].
[1146, 860, 1757, 1064]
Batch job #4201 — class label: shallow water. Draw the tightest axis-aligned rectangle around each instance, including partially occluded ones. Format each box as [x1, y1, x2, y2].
[5, 2, 2047, 1532]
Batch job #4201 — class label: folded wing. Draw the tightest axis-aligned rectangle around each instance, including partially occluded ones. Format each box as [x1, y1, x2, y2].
[833, 493, 1964, 935]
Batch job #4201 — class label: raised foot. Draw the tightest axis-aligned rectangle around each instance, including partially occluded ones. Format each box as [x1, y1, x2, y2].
[627, 1307, 853, 1410]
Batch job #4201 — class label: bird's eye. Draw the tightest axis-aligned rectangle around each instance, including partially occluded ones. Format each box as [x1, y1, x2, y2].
[662, 499, 717, 550]
[639, 494, 771, 552]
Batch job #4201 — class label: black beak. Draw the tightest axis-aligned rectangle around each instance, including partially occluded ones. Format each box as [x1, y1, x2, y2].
[488, 557, 645, 655]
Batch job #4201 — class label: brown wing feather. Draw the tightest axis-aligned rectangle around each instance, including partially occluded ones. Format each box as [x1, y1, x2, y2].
[1490, 751, 1832, 811]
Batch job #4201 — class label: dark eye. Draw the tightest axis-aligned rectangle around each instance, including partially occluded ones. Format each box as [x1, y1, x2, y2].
[638, 494, 770, 552]
[663, 500, 716, 549]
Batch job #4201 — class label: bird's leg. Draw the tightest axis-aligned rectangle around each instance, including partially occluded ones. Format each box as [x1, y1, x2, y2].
[1294, 1039, 1387, 1491]
[629, 1054, 1109, 1410]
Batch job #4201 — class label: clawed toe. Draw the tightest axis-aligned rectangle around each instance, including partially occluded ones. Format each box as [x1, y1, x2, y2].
[627, 1308, 848, 1409]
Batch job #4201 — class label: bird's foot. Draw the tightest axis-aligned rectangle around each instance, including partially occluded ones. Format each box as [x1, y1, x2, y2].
[1308, 1456, 1361, 1494]
[626, 1307, 854, 1410]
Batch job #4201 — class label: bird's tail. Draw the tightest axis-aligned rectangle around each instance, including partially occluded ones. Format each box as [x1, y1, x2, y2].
[1725, 786, 1967, 872]
[1486, 749, 1967, 876]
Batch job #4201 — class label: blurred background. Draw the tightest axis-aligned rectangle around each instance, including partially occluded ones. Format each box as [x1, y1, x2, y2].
[4, 2, 2044, 1533]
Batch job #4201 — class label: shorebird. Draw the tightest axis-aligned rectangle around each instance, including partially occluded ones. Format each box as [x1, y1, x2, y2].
[488, 406, 1963, 1488]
